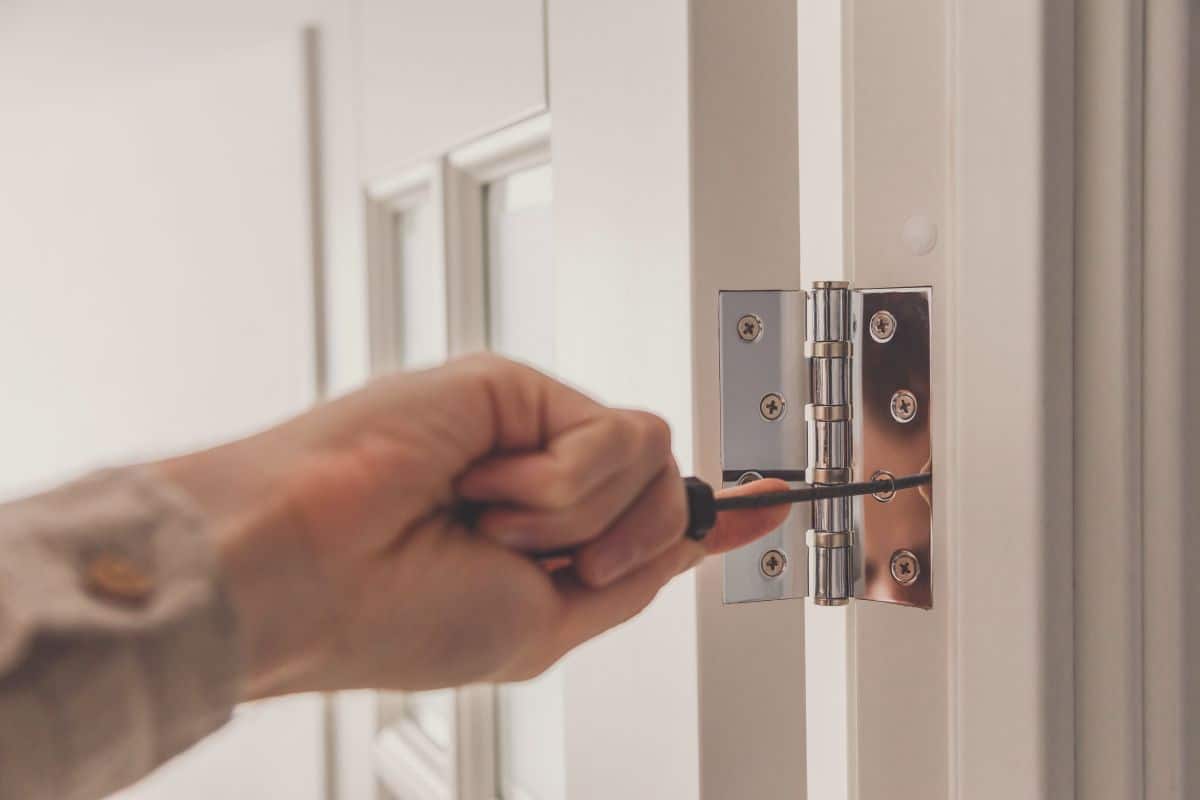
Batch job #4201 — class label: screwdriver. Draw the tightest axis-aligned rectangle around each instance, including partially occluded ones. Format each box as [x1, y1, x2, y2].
[681, 471, 933, 541]
[460, 471, 933, 559]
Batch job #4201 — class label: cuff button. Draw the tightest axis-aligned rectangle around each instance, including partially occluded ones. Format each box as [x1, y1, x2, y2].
[84, 554, 154, 605]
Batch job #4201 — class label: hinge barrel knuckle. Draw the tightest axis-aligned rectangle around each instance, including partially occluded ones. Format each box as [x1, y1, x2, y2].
[806, 284, 854, 607]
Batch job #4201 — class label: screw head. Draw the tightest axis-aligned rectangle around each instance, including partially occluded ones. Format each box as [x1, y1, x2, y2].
[869, 310, 897, 343]
[870, 469, 896, 503]
[890, 549, 920, 586]
[760, 548, 787, 578]
[759, 393, 786, 421]
[736, 471, 764, 486]
[737, 314, 763, 342]
[890, 389, 918, 424]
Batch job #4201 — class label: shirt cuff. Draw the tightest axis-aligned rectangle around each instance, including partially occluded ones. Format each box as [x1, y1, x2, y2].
[0, 467, 239, 800]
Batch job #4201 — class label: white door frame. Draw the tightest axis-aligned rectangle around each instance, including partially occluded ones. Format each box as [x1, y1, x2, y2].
[1142, 2, 1200, 796]
[695, 1, 1079, 798]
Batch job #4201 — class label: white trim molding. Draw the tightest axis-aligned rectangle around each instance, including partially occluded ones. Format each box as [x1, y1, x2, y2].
[373, 722, 456, 800]
[1139, 1, 1200, 796]
[364, 161, 444, 374]
[443, 113, 551, 357]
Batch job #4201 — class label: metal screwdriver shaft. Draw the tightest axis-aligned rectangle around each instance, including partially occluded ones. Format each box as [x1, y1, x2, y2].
[683, 471, 932, 541]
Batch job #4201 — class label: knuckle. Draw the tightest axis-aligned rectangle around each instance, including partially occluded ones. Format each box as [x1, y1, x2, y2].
[638, 412, 672, 455]
[461, 351, 523, 381]
[600, 413, 636, 452]
[453, 351, 499, 373]
[662, 495, 689, 540]
[575, 559, 608, 589]
[538, 472, 580, 510]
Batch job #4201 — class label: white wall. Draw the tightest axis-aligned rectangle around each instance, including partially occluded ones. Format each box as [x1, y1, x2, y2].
[0, 2, 366, 797]
[0, 23, 315, 493]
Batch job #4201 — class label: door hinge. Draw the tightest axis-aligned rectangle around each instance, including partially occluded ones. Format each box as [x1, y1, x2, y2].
[719, 282, 933, 609]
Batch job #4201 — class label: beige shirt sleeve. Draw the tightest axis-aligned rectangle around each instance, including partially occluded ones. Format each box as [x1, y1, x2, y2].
[0, 469, 239, 800]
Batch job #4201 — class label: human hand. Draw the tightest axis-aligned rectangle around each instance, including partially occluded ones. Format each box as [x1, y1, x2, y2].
[156, 354, 789, 699]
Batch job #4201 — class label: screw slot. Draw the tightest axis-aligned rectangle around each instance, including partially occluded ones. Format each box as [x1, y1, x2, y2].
[889, 389, 918, 424]
[869, 310, 897, 343]
[870, 469, 897, 503]
[736, 471, 764, 486]
[759, 393, 786, 421]
[736, 314, 763, 342]
[760, 548, 787, 579]
[889, 550, 920, 586]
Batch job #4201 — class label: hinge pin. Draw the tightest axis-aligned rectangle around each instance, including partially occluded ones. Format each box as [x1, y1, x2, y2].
[806, 282, 854, 606]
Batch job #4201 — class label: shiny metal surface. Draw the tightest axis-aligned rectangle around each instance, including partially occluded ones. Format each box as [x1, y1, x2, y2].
[806, 283, 854, 606]
[718, 285, 932, 609]
[806, 404, 850, 422]
[809, 540, 851, 606]
[805, 340, 852, 358]
[808, 467, 851, 484]
[810, 357, 849, 405]
[809, 283, 851, 341]
[719, 290, 809, 603]
[808, 419, 851, 470]
[851, 288, 933, 608]
[812, 494, 851, 531]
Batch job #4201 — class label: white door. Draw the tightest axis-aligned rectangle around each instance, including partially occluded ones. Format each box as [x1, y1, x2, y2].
[343, 1, 1200, 800]
[347, 2, 703, 798]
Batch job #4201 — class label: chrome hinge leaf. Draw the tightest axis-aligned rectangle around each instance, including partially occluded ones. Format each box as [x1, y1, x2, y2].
[719, 284, 933, 609]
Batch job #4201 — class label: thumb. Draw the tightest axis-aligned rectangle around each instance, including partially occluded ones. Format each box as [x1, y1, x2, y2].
[701, 478, 793, 555]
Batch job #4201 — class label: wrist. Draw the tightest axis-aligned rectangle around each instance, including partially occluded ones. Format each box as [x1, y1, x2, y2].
[215, 503, 337, 700]
[152, 452, 337, 701]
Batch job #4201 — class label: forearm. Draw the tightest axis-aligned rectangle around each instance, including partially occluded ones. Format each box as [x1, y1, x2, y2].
[0, 469, 239, 800]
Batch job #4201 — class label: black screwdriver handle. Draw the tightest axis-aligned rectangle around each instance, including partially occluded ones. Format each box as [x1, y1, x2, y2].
[683, 477, 718, 542]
